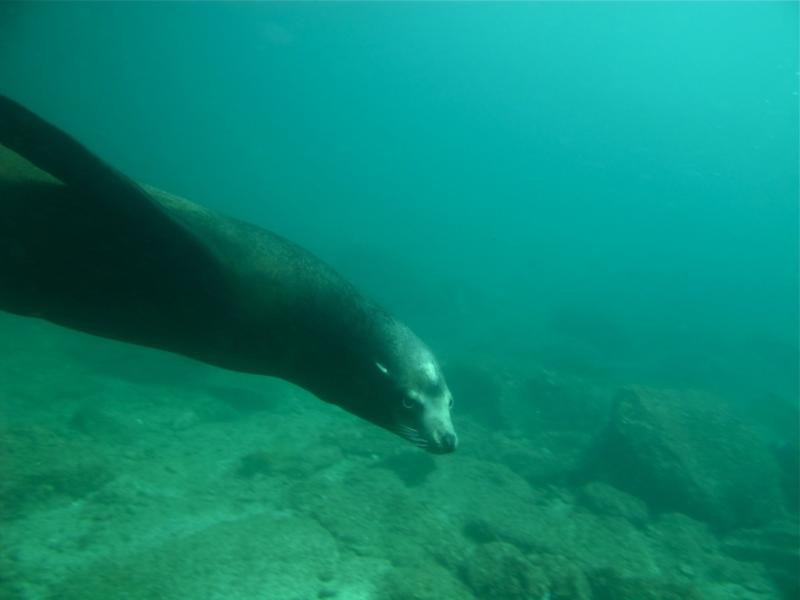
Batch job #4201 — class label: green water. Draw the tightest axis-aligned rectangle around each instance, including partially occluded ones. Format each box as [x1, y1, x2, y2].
[0, 3, 798, 599]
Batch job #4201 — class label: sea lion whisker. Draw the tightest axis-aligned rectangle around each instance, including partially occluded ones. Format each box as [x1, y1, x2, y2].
[397, 425, 423, 439]
[394, 425, 428, 445]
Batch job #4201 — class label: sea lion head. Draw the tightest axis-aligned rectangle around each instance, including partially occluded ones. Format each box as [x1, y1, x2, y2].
[369, 320, 458, 454]
[290, 296, 457, 454]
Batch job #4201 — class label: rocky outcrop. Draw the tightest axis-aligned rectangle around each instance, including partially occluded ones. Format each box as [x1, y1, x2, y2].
[581, 387, 786, 530]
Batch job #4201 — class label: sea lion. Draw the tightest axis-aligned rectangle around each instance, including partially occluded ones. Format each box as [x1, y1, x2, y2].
[0, 94, 457, 453]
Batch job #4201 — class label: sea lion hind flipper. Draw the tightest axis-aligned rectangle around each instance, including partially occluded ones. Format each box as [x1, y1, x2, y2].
[0, 94, 231, 351]
[0, 94, 181, 232]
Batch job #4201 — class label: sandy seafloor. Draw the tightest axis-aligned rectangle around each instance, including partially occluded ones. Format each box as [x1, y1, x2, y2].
[0, 311, 797, 600]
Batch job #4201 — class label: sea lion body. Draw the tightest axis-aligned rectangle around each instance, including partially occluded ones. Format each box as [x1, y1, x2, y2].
[0, 96, 457, 453]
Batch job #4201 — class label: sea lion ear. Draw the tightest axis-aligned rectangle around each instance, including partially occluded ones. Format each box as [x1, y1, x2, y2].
[375, 361, 390, 376]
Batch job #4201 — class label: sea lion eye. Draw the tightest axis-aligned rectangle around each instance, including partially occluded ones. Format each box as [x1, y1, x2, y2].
[448, 396, 454, 409]
[402, 393, 421, 410]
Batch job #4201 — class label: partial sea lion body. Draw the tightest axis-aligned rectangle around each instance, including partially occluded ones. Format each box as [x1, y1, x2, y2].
[0, 95, 457, 453]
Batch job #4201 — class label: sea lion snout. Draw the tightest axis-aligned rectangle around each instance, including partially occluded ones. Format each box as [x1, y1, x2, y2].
[431, 428, 458, 454]
[420, 402, 458, 454]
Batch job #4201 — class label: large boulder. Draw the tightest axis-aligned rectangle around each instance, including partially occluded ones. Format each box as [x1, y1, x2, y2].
[581, 387, 786, 530]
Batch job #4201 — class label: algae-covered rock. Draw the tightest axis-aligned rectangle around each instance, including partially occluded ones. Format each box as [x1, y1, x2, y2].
[463, 541, 549, 600]
[290, 463, 468, 572]
[577, 481, 649, 526]
[588, 567, 701, 600]
[528, 553, 592, 600]
[722, 521, 800, 600]
[378, 563, 475, 600]
[499, 431, 592, 486]
[70, 405, 133, 441]
[582, 387, 786, 530]
[453, 459, 657, 576]
[0, 426, 113, 519]
[463, 543, 593, 600]
[52, 512, 339, 600]
[236, 450, 275, 478]
[374, 450, 437, 487]
[237, 440, 343, 480]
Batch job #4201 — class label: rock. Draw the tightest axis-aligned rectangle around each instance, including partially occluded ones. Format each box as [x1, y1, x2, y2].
[0, 426, 114, 518]
[577, 481, 649, 526]
[237, 443, 342, 480]
[588, 567, 702, 600]
[722, 521, 800, 600]
[581, 387, 786, 530]
[203, 381, 285, 413]
[497, 430, 593, 486]
[463, 543, 593, 600]
[70, 405, 133, 441]
[289, 466, 468, 573]
[377, 563, 475, 600]
[374, 450, 437, 487]
[529, 553, 592, 600]
[463, 542, 549, 600]
[51, 513, 339, 600]
[236, 451, 275, 479]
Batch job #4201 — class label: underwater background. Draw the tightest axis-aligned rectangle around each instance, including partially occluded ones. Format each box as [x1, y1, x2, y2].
[0, 2, 797, 599]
